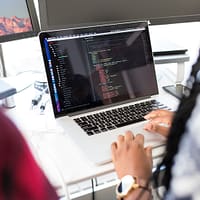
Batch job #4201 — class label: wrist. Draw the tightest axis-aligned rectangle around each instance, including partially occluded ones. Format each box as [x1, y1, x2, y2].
[136, 177, 150, 189]
[116, 175, 151, 200]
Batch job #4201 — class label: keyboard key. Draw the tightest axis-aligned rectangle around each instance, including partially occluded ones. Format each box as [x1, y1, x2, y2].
[74, 100, 169, 136]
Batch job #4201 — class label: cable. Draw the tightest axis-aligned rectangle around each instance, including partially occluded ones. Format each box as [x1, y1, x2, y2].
[16, 70, 44, 76]
[91, 178, 95, 200]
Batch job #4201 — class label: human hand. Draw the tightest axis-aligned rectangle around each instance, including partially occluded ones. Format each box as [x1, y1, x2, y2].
[111, 131, 152, 182]
[144, 109, 174, 137]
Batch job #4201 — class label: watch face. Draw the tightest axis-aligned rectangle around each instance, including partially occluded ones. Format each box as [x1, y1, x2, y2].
[117, 175, 135, 196]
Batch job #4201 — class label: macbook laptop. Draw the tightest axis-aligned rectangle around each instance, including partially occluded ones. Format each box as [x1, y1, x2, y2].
[39, 21, 167, 165]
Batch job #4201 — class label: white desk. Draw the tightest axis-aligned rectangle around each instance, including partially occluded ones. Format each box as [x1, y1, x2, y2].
[154, 53, 190, 84]
[5, 63, 179, 199]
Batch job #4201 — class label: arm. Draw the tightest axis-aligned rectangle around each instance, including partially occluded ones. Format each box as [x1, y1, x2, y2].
[111, 131, 153, 200]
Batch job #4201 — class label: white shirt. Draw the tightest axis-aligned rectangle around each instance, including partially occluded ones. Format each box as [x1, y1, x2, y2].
[167, 94, 200, 200]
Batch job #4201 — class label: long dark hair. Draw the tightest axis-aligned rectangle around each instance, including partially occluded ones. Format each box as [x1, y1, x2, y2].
[153, 51, 200, 193]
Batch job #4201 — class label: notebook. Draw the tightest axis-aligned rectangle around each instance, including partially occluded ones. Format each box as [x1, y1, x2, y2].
[39, 21, 167, 165]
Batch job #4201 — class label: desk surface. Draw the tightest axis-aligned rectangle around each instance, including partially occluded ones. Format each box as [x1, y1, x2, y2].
[5, 65, 179, 192]
[154, 53, 189, 65]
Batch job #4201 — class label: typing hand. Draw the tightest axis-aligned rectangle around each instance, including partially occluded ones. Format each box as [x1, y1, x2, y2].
[111, 131, 152, 181]
[144, 109, 174, 137]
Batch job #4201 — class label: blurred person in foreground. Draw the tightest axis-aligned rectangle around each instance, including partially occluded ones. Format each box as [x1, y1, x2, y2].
[0, 109, 58, 199]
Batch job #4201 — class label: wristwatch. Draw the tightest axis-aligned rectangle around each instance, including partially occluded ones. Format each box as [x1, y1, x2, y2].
[116, 175, 149, 199]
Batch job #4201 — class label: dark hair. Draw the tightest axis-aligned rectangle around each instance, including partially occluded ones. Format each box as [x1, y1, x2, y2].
[153, 51, 200, 193]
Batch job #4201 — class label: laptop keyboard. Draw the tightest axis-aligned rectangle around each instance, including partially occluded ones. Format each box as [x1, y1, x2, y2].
[74, 100, 169, 136]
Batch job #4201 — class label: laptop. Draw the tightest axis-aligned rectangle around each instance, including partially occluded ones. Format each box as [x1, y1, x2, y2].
[152, 38, 188, 56]
[39, 21, 167, 165]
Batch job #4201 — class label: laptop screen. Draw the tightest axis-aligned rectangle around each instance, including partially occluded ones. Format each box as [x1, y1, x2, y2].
[39, 21, 158, 117]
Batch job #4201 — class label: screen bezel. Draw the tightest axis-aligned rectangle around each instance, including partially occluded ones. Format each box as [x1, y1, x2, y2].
[0, 0, 40, 43]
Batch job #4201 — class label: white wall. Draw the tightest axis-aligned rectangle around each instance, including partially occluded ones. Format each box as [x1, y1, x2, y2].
[150, 22, 200, 80]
